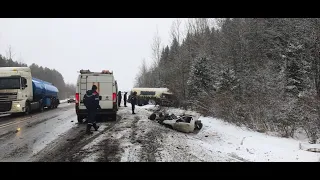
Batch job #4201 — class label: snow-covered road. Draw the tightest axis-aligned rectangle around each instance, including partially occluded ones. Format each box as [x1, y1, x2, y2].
[2, 100, 319, 162]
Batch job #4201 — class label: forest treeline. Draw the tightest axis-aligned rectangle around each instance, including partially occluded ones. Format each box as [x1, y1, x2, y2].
[0, 54, 76, 99]
[135, 18, 320, 143]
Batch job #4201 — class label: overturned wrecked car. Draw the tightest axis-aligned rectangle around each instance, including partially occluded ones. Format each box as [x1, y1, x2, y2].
[149, 112, 203, 133]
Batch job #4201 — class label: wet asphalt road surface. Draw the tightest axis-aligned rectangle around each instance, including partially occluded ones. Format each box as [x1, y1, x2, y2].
[0, 103, 76, 161]
[0, 103, 119, 162]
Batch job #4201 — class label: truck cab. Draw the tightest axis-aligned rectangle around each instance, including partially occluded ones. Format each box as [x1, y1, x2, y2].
[75, 69, 118, 123]
[0, 67, 33, 114]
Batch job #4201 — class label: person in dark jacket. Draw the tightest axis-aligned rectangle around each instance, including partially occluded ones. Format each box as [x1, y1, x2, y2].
[124, 92, 128, 107]
[118, 91, 122, 107]
[83, 85, 101, 134]
[130, 91, 137, 114]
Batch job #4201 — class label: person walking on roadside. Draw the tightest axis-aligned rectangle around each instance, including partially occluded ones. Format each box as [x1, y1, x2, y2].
[130, 91, 137, 114]
[83, 85, 100, 134]
[118, 91, 122, 107]
[124, 92, 128, 107]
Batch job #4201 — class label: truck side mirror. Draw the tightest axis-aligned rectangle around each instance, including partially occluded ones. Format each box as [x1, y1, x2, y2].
[99, 96, 102, 100]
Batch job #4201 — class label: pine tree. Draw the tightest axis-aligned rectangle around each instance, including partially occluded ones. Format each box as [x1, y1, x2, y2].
[286, 59, 304, 97]
[187, 56, 213, 99]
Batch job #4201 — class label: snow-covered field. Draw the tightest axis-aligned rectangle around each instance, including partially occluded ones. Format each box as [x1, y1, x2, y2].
[78, 103, 320, 162]
[187, 116, 320, 162]
[142, 104, 320, 161]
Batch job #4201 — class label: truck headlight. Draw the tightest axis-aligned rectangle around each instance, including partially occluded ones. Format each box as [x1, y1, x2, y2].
[16, 104, 21, 108]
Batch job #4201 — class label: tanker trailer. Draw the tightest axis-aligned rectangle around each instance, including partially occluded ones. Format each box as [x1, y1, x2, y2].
[0, 67, 59, 115]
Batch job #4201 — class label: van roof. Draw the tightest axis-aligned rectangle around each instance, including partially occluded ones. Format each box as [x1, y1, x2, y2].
[78, 69, 113, 75]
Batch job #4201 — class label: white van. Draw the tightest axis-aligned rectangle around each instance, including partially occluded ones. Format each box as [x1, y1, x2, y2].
[75, 69, 118, 123]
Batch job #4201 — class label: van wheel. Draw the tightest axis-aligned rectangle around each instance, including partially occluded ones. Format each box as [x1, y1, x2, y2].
[111, 113, 117, 121]
[77, 116, 83, 123]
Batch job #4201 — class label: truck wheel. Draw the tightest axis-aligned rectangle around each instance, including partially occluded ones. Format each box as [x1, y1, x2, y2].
[77, 116, 83, 123]
[25, 103, 31, 115]
[39, 105, 44, 112]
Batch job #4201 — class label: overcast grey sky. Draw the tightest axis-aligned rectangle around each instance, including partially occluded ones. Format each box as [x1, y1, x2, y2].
[0, 18, 187, 91]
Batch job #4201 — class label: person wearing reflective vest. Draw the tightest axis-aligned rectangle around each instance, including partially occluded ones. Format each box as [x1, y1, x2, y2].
[83, 85, 101, 134]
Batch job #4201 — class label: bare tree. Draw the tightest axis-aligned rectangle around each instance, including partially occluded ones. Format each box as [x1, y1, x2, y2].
[135, 59, 149, 87]
[170, 19, 183, 44]
[207, 18, 218, 29]
[17, 52, 24, 65]
[186, 18, 209, 34]
[195, 18, 209, 34]
[151, 27, 163, 87]
[186, 18, 196, 34]
[151, 27, 162, 65]
[215, 18, 226, 29]
[170, 19, 192, 100]
[6, 45, 16, 60]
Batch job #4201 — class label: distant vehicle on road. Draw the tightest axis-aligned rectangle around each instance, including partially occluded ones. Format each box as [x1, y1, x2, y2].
[75, 69, 118, 123]
[0, 67, 60, 115]
[67, 96, 75, 103]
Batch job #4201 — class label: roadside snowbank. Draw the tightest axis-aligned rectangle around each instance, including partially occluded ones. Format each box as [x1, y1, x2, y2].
[78, 103, 320, 162]
[197, 117, 320, 161]
[161, 107, 320, 162]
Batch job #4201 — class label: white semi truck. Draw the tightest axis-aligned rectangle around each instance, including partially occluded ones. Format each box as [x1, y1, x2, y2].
[0, 67, 60, 115]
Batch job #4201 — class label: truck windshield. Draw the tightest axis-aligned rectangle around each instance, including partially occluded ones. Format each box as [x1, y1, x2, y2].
[0, 78, 21, 89]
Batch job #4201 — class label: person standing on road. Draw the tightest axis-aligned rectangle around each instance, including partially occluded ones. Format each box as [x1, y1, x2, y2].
[83, 85, 101, 134]
[118, 91, 122, 107]
[124, 92, 128, 107]
[130, 91, 137, 114]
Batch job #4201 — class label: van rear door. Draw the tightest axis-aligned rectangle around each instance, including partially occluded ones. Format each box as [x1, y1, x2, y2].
[97, 75, 114, 109]
[79, 75, 97, 110]
[79, 74, 115, 110]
